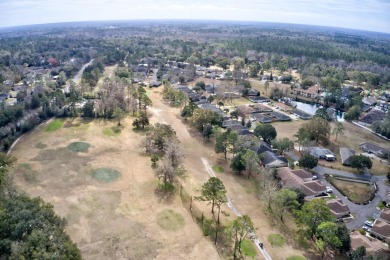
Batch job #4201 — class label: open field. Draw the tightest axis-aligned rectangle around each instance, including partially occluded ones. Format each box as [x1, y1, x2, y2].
[327, 177, 375, 204]
[10, 117, 218, 260]
[11, 87, 309, 260]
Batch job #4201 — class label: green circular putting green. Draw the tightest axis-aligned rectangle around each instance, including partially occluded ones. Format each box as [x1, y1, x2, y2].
[92, 168, 120, 183]
[67, 142, 91, 152]
[156, 209, 185, 231]
[267, 233, 285, 247]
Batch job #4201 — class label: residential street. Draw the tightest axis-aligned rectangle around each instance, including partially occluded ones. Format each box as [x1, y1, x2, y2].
[286, 151, 388, 229]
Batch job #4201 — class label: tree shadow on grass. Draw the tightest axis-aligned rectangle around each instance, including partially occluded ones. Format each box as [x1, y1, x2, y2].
[154, 182, 176, 204]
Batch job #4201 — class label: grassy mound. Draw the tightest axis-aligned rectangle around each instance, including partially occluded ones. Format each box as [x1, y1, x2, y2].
[92, 168, 120, 183]
[240, 239, 257, 258]
[267, 233, 285, 247]
[156, 209, 185, 231]
[212, 165, 224, 173]
[67, 142, 91, 153]
[103, 126, 121, 136]
[286, 256, 307, 260]
[44, 119, 64, 132]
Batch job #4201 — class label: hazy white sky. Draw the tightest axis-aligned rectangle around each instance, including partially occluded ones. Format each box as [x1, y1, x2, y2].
[1, 0, 389, 33]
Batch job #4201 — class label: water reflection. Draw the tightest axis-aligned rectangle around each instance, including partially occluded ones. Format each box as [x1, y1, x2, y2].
[295, 101, 344, 122]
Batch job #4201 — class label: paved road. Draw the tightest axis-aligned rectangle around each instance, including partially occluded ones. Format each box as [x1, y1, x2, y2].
[285, 151, 388, 229]
[313, 166, 387, 229]
[201, 158, 272, 260]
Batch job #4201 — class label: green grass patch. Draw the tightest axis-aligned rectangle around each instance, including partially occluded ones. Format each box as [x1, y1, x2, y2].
[92, 168, 120, 183]
[286, 256, 307, 260]
[156, 209, 185, 231]
[212, 165, 224, 173]
[35, 142, 47, 149]
[267, 233, 285, 247]
[240, 239, 257, 258]
[67, 142, 91, 153]
[103, 126, 121, 136]
[44, 119, 64, 132]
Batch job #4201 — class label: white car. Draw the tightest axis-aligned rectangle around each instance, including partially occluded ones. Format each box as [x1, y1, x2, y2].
[365, 221, 374, 227]
[312, 175, 318, 180]
[326, 187, 333, 193]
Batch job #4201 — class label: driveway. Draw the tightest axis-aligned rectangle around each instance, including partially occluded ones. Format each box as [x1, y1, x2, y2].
[285, 151, 388, 229]
[313, 166, 387, 229]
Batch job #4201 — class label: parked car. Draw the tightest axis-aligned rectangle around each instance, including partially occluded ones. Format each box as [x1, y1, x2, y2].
[312, 175, 318, 180]
[361, 226, 371, 232]
[326, 187, 333, 193]
[365, 220, 374, 227]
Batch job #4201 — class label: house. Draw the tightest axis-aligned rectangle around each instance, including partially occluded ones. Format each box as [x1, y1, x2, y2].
[340, 147, 355, 166]
[293, 86, 320, 99]
[304, 147, 335, 160]
[362, 104, 372, 113]
[360, 110, 385, 125]
[237, 105, 256, 115]
[370, 219, 390, 242]
[270, 112, 291, 121]
[222, 119, 241, 128]
[292, 109, 312, 120]
[350, 231, 387, 256]
[251, 113, 273, 124]
[252, 104, 273, 113]
[273, 102, 293, 112]
[326, 199, 350, 219]
[380, 93, 390, 102]
[379, 208, 390, 223]
[376, 101, 390, 112]
[277, 167, 327, 199]
[359, 142, 389, 158]
[245, 89, 260, 96]
[251, 142, 273, 155]
[362, 97, 378, 107]
[187, 93, 202, 102]
[261, 151, 288, 168]
[248, 96, 270, 103]
[205, 84, 219, 94]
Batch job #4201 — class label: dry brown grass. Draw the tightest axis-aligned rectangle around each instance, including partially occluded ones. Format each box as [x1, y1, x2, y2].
[10, 117, 218, 260]
[329, 178, 375, 204]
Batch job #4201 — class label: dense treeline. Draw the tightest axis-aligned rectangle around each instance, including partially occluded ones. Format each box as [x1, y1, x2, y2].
[0, 154, 81, 259]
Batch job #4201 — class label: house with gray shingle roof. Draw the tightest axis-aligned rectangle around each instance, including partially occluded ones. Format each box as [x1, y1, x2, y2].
[340, 147, 355, 166]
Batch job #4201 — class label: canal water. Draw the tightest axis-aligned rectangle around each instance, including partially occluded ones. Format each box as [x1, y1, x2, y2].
[295, 101, 345, 122]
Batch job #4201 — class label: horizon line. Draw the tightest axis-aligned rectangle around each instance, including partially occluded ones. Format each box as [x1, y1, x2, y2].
[1, 18, 389, 35]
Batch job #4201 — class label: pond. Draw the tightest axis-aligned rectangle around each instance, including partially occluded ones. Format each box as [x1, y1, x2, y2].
[295, 101, 345, 122]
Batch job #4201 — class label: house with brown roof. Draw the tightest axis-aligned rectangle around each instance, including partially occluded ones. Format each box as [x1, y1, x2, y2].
[326, 199, 350, 219]
[370, 219, 390, 242]
[293, 86, 320, 99]
[379, 208, 390, 223]
[350, 231, 387, 256]
[278, 167, 327, 199]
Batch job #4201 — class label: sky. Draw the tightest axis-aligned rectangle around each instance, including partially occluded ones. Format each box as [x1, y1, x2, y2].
[1, 0, 390, 33]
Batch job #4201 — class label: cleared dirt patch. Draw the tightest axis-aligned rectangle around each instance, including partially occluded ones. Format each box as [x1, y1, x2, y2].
[68, 142, 91, 153]
[328, 177, 375, 204]
[156, 208, 185, 231]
